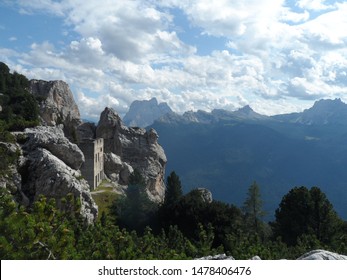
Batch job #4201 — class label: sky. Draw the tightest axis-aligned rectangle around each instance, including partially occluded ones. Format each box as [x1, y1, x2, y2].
[1, 0, 347, 121]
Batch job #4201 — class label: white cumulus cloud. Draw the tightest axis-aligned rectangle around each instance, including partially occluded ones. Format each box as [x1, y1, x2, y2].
[2, 0, 347, 119]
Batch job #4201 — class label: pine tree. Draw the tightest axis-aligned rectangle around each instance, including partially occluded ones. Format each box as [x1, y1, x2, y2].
[164, 171, 183, 206]
[272, 186, 343, 246]
[112, 169, 158, 233]
[242, 181, 266, 235]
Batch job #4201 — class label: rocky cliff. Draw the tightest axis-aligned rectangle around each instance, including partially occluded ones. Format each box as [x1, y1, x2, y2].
[2, 77, 167, 220]
[95, 107, 167, 202]
[16, 126, 97, 223]
[30, 79, 82, 140]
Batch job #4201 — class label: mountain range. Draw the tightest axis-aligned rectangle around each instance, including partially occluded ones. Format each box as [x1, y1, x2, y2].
[123, 98, 347, 219]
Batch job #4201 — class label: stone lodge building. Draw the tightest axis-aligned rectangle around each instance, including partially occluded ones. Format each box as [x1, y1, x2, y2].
[79, 138, 104, 190]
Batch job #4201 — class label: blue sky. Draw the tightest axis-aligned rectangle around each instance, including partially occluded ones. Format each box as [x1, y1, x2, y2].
[1, 0, 347, 120]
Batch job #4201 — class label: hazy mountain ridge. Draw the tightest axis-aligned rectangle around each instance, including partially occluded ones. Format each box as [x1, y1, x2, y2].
[151, 98, 347, 219]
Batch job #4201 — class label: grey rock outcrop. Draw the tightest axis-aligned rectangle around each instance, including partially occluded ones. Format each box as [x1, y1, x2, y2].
[104, 153, 133, 184]
[199, 250, 347, 260]
[30, 79, 82, 140]
[196, 254, 235, 260]
[123, 97, 173, 128]
[77, 122, 96, 141]
[23, 126, 84, 170]
[197, 188, 213, 203]
[96, 107, 167, 202]
[19, 126, 97, 223]
[297, 250, 347, 260]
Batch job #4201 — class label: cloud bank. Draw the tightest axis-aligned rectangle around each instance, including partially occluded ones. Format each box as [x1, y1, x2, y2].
[1, 0, 347, 119]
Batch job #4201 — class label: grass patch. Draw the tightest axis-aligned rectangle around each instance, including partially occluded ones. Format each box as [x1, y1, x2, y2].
[91, 180, 120, 220]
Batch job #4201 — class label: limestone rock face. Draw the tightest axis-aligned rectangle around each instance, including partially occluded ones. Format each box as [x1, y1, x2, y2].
[123, 97, 173, 128]
[96, 107, 167, 202]
[24, 126, 84, 170]
[297, 250, 347, 260]
[21, 148, 97, 223]
[77, 122, 96, 141]
[104, 153, 133, 184]
[29, 80, 81, 139]
[19, 126, 97, 223]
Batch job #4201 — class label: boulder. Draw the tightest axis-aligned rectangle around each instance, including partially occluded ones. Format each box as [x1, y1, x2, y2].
[197, 188, 213, 203]
[23, 126, 84, 170]
[297, 250, 347, 260]
[13, 125, 98, 223]
[196, 254, 235, 260]
[21, 147, 97, 223]
[198, 250, 347, 260]
[96, 107, 167, 202]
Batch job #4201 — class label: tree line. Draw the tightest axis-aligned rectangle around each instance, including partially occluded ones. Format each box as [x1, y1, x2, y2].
[110, 171, 347, 259]
[1, 170, 346, 259]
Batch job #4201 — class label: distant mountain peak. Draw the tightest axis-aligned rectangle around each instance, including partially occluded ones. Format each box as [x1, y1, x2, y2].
[237, 105, 253, 113]
[310, 98, 344, 110]
[299, 98, 347, 125]
[233, 105, 268, 120]
[123, 98, 173, 127]
[273, 98, 347, 125]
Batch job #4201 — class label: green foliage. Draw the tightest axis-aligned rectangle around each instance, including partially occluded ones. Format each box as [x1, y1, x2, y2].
[0, 62, 40, 134]
[164, 171, 183, 206]
[91, 180, 119, 220]
[0, 144, 20, 176]
[242, 181, 266, 236]
[0, 189, 78, 259]
[110, 170, 158, 233]
[272, 186, 343, 247]
[1, 168, 347, 259]
[160, 176, 243, 250]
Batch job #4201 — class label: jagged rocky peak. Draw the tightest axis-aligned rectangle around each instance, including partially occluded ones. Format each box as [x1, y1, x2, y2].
[299, 98, 347, 125]
[123, 97, 173, 127]
[275, 98, 347, 125]
[235, 105, 255, 116]
[182, 110, 217, 124]
[96, 107, 167, 203]
[231, 105, 268, 120]
[30, 79, 82, 139]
